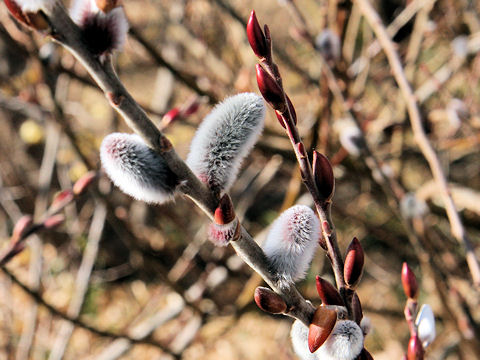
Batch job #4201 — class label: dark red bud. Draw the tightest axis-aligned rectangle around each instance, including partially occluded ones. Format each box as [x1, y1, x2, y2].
[73, 171, 96, 195]
[316, 276, 344, 306]
[313, 151, 335, 201]
[402, 262, 418, 299]
[161, 108, 180, 128]
[296, 142, 307, 158]
[254, 287, 287, 314]
[308, 306, 337, 353]
[256, 64, 285, 111]
[344, 237, 364, 289]
[214, 194, 235, 225]
[247, 10, 268, 58]
[352, 292, 363, 324]
[407, 335, 424, 360]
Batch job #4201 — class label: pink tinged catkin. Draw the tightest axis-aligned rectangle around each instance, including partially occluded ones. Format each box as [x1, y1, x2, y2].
[315, 320, 364, 360]
[262, 205, 320, 283]
[100, 133, 178, 204]
[186, 93, 265, 193]
[70, 0, 128, 56]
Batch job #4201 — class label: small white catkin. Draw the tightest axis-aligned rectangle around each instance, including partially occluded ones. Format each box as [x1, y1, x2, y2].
[186, 93, 265, 193]
[290, 320, 318, 360]
[70, 0, 129, 53]
[100, 133, 178, 204]
[415, 304, 436, 348]
[315, 320, 364, 360]
[262, 205, 320, 283]
[17, 0, 55, 12]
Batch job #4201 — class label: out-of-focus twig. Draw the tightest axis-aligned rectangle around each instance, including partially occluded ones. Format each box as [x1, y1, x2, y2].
[355, 0, 480, 287]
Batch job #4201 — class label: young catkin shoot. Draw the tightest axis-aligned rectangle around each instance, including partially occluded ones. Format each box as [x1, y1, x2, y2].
[70, 0, 128, 56]
[100, 133, 178, 204]
[186, 93, 265, 193]
[314, 320, 364, 360]
[262, 205, 320, 283]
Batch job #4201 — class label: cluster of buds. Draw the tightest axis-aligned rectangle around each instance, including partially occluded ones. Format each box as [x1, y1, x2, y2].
[401, 263, 436, 360]
[0, 171, 96, 265]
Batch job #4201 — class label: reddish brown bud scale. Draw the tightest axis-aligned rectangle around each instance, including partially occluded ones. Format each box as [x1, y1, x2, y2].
[4, 0, 49, 30]
[352, 292, 363, 324]
[254, 287, 287, 314]
[275, 111, 287, 129]
[313, 151, 335, 201]
[316, 276, 344, 306]
[214, 194, 235, 225]
[247, 10, 268, 59]
[73, 171, 96, 195]
[12, 215, 33, 243]
[50, 190, 74, 213]
[43, 214, 65, 229]
[407, 335, 424, 360]
[95, 0, 118, 13]
[256, 64, 285, 111]
[161, 108, 180, 128]
[402, 262, 419, 299]
[344, 237, 364, 289]
[308, 306, 337, 353]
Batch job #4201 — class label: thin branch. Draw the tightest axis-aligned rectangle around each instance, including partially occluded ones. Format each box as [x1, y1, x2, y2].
[354, 0, 480, 287]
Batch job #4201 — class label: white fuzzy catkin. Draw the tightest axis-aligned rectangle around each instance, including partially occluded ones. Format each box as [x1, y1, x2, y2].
[262, 205, 320, 283]
[315, 320, 364, 360]
[16, 0, 54, 12]
[207, 219, 239, 247]
[186, 93, 265, 193]
[70, 0, 128, 54]
[100, 133, 177, 204]
[415, 304, 436, 348]
[290, 320, 318, 360]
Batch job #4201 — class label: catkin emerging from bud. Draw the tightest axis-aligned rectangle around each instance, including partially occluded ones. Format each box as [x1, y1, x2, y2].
[291, 320, 318, 360]
[100, 133, 178, 204]
[262, 205, 320, 282]
[315, 320, 364, 360]
[70, 0, 128, 56]
[186, 93, 265, 193]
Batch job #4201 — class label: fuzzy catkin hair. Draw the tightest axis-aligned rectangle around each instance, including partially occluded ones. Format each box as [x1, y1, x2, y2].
[100, 133, 178, 204]
[290, 320, 318, 360]
[186, 93, 265, 193]
[262, 205, 320, 283]
[70, 0, 128, 55]
[315, 320, 364, 360]
[16, 0, 54, 12]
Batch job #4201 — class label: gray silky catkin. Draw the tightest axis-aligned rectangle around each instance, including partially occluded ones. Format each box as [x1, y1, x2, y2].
[100, 133, 178, 204]
[262, 205, 320, 283]
[186, 93, 265, 193]
[290, 320, 317, 360]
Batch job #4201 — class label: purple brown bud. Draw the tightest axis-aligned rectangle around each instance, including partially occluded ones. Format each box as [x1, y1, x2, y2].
[247, 10, 268, 59]
[407, 335, 424, 360]
[344, 237, 364, 289]
[308, 306, 337, 353]
[402, 262, 418, 299]
[313, 151, 335, 201]
[256, 64, 285, 111]
[316, 276, 344, 306]
[254, 287, 287, 314]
